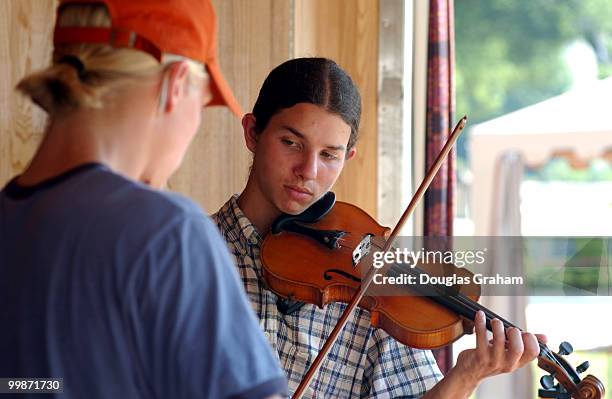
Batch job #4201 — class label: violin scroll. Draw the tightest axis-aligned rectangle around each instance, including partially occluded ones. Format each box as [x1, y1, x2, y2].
[537, 341, 605, 399]
[576, 375, 605, 399]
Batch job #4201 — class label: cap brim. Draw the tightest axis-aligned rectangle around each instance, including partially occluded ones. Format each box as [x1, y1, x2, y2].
[206, 59, 242, 118]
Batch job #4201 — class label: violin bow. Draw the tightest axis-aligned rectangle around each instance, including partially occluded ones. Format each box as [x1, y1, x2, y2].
[292, 115, 468, 398]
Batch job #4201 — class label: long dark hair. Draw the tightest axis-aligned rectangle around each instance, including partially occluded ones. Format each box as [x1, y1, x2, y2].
[252, 57, 361, 153]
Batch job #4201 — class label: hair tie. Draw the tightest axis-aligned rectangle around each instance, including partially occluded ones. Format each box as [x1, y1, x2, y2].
[57, 55, 86, 79]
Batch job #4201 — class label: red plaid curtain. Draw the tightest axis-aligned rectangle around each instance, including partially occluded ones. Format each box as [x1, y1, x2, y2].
[424, 0, 456, 375]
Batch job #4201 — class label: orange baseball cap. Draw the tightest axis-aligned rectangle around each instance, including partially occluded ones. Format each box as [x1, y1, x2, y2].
[53, 0, 242, 117]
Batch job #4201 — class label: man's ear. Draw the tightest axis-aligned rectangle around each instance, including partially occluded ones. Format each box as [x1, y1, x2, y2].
[346, 147, 357, 161]
[161, 61, 190, 112]
[242, 113, 258, 153]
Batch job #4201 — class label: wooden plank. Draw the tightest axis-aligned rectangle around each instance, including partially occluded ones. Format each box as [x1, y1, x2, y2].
[169, 0, 291, 213]
[0, 0, 56, 186]
[294, 0, 379, 218]
[378, 0, 408, 230]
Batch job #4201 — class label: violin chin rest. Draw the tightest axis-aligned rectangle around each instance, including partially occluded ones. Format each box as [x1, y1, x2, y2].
[271, 191, 336, 234]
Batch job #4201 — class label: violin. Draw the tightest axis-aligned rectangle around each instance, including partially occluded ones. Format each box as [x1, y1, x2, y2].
[262, 195, 605, 399]
[259, 117, 605, 399]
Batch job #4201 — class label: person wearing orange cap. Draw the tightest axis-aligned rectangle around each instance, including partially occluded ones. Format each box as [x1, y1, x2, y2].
[0, 1, 286, 398]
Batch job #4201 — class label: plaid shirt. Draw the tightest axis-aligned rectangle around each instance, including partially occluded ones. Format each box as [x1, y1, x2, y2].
[213, 195, 442, 398]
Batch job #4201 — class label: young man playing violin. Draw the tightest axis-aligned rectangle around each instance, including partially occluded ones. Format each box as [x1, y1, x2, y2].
[213, 57, 544, 398]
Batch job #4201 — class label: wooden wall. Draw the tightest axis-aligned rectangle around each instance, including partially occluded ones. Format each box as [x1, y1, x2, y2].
[1, 0, 379, 218]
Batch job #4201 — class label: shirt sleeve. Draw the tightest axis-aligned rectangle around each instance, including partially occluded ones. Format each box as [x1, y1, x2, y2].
[362, 329, 443, 398]
[132, 213, 287, 399]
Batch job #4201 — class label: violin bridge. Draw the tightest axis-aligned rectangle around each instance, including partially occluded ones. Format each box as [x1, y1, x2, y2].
[352, 234, 374, 266]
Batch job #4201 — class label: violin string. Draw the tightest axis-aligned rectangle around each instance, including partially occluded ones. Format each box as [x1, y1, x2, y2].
[422, 281, 557, 363]
[382, 263, 558, 364]
[450, 291, 556, 363]
[363, 240, 558, 363]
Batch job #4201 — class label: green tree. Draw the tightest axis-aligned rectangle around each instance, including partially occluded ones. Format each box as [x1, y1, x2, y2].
[454, 0, 612, 159]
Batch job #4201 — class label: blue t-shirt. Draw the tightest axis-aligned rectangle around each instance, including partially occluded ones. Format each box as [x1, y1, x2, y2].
[0, 163, 287, 398]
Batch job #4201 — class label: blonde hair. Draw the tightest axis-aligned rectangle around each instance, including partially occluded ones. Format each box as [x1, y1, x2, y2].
[17, 4, 206, 116]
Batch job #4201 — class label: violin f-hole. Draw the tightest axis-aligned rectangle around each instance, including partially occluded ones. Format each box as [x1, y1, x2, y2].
[323, 269, 361, 283]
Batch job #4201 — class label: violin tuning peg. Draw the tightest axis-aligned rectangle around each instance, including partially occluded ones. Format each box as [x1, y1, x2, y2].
[540, 374, 555, 390]
[576, 361, 589, 374]
[558, 341, 573, 356]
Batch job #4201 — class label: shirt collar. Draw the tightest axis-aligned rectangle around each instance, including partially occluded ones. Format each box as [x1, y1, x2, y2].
[218, 194, 263, 252]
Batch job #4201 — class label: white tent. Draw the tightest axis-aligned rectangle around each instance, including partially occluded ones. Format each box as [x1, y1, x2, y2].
[470, 78, 612, 235]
